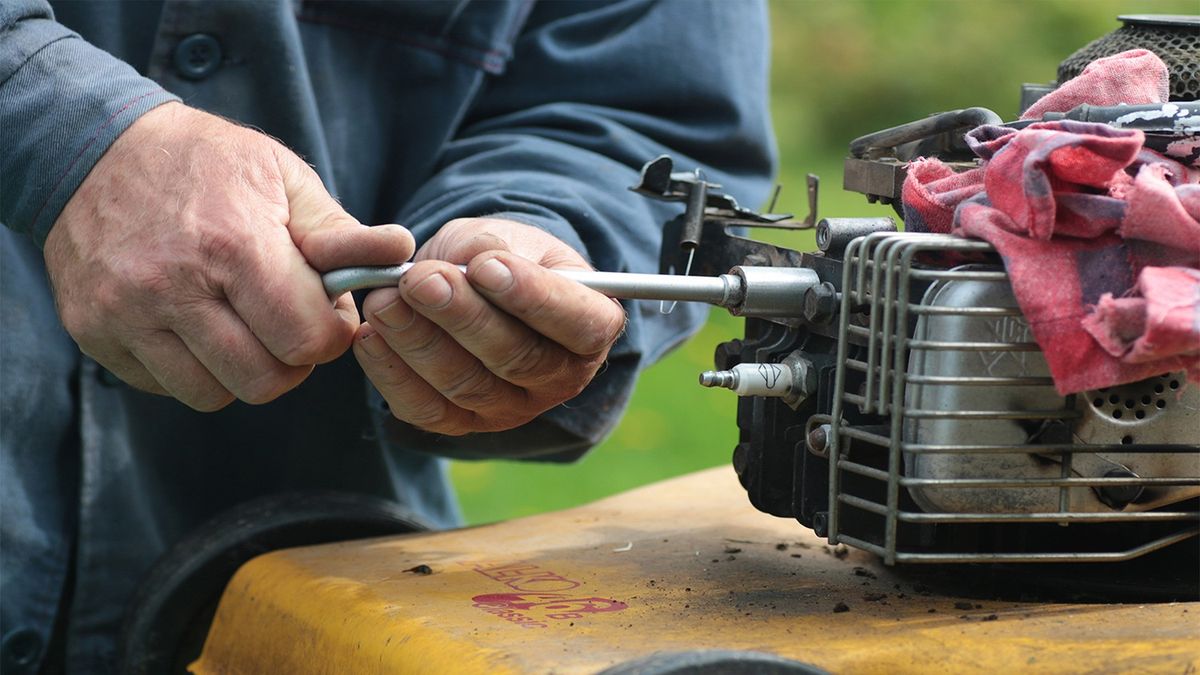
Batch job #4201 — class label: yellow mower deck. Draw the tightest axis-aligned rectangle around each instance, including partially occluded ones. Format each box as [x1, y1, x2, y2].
[192, 468, 1199, 674]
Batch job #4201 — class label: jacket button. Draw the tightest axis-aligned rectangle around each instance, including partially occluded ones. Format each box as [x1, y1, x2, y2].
[1, 628, 44, 673]
[174, 33, 223, 80]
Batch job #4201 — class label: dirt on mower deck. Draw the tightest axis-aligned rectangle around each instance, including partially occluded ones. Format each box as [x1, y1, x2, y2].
[192, 467, 1200, 675]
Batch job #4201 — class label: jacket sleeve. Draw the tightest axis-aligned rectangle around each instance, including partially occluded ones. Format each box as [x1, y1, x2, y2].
[0, 0, 178, 246]
[373, 0, 776, 461]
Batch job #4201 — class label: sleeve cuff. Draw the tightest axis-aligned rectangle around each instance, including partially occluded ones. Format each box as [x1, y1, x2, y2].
[0, 19, 179, 245]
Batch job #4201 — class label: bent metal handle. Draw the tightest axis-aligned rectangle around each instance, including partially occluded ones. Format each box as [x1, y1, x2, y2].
[322, 264, 819, 317]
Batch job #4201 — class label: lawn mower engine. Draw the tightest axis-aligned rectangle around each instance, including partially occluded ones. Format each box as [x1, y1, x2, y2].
[638, 15, 1200, 575]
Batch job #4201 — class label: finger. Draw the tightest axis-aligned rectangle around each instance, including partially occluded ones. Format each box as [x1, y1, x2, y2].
[274, 148, 360, 242]
[128, 331, 236, 411]
[352, 324, 480, 435]
[416, 229, 509, 264]
[467, 251, 626, 357]
[214, 147, 373, 364]
[331, 290, 360, 329]
[169, 299, 312, 404]
[309, 223, 414, 326]
[221, 226, 359, 366]
[393, 260, 583, 391]
[300, 223, 415, 272]
[362, 277, 533, 416]
[85, 347, 169, 397]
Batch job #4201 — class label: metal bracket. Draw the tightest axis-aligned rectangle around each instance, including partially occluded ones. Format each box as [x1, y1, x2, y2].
[630, 155, 791, 223]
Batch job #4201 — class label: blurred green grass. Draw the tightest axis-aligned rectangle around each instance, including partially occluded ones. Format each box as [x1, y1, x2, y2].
[451, 0, 1196, 525]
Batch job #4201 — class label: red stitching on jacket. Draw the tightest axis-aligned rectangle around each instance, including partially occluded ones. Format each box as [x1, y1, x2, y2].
[30, 89, 166, 233]
[295, 9, 507, 73]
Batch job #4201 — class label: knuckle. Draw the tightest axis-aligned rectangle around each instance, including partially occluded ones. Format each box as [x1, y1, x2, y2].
[399, 325, 444, 363]
[440, 361, 506, 410]
[276, 320, 346, 366]
[575, 305, 626, 355]
[494, 341, 565, 384]
[541, 356, 603, 403]
[198, 224, 247, 271]
[549, 365, 595, 401]
[446, 301, 494, 340]
[237, 368, 303, 405]
[184, 387, 236, 412]
[56, 301, 93, 341]
[441, 218, 475, 235]
[402, 399, 463, 435]
[313, 208, 358, 233]
[124, 263, 176, 302]
[515, 284, 558, 323]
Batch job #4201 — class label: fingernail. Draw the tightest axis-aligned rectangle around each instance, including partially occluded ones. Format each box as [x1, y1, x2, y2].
[373, 298, 414, 330]
[473, 258, 514, 293]
[358, 331, 390, 360]
[408, 273, 453, 308]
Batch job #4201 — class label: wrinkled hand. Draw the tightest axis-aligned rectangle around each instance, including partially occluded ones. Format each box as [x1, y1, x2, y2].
[354, 218, 626, 435]
[44, 102, 414, 410]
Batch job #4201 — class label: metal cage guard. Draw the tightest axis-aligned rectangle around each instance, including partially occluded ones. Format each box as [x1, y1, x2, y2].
[827, 232, 1200, 564]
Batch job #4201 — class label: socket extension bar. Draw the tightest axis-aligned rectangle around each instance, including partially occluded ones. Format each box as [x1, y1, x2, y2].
[323, 264, 819, 319]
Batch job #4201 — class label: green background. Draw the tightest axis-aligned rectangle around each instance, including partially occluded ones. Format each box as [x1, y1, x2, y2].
[451, 0, 1196, 525]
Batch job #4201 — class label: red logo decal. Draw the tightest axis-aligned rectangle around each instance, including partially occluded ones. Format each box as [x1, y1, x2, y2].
[472, 593, 628, 618]
[467, 562, 628, 627]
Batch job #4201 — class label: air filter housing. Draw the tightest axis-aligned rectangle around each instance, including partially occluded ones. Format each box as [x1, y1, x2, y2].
[1058, 15, 1200, 101]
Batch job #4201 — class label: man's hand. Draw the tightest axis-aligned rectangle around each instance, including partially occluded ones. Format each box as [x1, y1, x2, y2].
[354, 218, 626, 435]
[44, 102, 414, 411]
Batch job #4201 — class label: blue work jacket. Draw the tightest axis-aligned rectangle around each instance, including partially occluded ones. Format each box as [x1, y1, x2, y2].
[0, 0, 775, 671]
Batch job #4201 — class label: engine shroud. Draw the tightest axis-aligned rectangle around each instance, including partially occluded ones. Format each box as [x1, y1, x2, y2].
[641, 14, 1200, 572]
[673, 207, 1199, 567]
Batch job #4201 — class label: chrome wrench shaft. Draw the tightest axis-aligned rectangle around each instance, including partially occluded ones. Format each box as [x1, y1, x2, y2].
[322, 264, 819, 317]
[323, 264, 739, 306]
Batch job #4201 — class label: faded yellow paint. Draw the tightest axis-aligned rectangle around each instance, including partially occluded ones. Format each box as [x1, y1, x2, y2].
[192, 468, 1200, 674]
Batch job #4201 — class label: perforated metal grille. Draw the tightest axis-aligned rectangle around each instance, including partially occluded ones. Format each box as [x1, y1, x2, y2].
[1088, 373, 1183, 426]
[1058, 16, 1200, 101]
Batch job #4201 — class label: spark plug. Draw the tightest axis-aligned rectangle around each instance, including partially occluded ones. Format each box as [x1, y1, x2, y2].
[699, 363, 794, 397]
[699, 352, 818, 410]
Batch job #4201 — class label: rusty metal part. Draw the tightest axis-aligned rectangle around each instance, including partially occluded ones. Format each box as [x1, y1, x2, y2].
[630, 154, 791, 224]
[848, 108, 1002, 160]
[816, 217, 896, 255]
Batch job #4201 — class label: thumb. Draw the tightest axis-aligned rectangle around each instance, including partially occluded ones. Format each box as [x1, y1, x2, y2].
[417, 230, 511, 264]
[275, 148, 415, 272]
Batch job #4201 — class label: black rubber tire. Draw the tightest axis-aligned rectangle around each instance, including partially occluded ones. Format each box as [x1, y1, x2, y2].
[598, 650, 829, 675]
[118, 491, 430, 674]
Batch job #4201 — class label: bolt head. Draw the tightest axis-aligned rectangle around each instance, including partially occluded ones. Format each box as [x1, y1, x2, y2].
[807, 425, 829, 455]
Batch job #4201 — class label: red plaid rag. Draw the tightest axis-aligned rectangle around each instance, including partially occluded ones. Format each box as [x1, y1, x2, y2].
[900, 50, 1200, 394]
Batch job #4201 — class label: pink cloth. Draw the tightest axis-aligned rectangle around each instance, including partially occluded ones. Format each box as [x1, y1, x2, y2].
[1083, 267, 1200, 375]
[900, 50, 1200, 394]
[1021, 49, 1169, 121]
